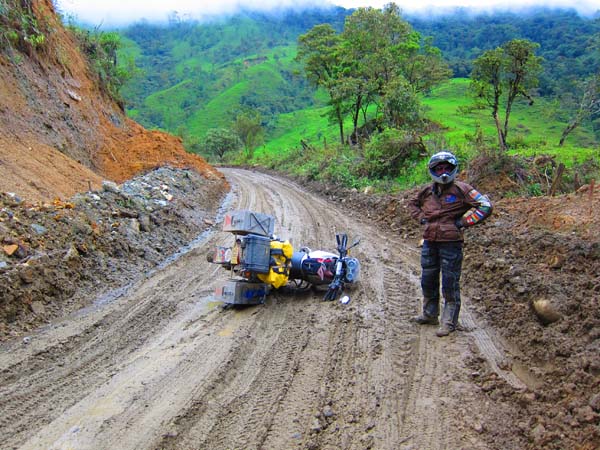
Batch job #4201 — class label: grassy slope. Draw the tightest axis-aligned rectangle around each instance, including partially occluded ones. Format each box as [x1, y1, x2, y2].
[119, 10, 340, 139]
[256, 106, 337, 158]
[422, 78, 597, 166]
[132, 43, 312, 140]
[250, 77, 598, 189]
[257, 78, 598, 159]
[186, 49, 287, 136]
[144, 80, 196, 129]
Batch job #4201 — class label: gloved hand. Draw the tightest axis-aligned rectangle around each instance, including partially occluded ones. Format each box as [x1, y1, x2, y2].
[455, 218, 464, 229]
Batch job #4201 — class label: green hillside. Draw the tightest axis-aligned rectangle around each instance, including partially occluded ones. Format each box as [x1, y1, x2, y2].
[118, 9, 346, 137]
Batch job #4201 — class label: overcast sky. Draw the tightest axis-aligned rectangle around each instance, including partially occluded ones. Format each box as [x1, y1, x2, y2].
[54, 0, 600, 26]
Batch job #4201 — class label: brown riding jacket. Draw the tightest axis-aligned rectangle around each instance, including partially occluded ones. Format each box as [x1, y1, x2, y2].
[409, 180, 493, 242]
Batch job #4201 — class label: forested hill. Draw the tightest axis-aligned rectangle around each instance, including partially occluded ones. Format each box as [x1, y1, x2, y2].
[410, 8, 600, 93]
[119, 8, 348, 134]
[117, 6, 599, 151]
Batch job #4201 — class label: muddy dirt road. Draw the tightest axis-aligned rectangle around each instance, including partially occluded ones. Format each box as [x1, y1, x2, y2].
[0, 169, 521, 449]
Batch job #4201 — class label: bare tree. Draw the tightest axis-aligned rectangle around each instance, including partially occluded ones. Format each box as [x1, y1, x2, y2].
[559, 74, 600, 146]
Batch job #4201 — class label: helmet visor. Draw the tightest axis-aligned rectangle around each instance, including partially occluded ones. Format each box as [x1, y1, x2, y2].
[432, 162, 455, 175]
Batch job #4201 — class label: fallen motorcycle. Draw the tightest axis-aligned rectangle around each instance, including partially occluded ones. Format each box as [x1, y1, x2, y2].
[208, 210, 360, 305]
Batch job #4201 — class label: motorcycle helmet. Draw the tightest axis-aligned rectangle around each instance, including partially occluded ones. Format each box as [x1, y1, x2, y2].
[428, 151, 458, 184]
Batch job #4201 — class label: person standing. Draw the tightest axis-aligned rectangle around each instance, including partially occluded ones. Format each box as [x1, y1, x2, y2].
[409, 151, 493, 337]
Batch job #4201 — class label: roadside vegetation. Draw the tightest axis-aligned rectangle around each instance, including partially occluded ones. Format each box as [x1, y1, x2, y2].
[64, 21, 134, 108]
[1, 1, 133, 107]
[0, 0, 49, 55]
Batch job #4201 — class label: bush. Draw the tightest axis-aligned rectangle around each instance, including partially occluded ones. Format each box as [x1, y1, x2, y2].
[69, 27, 132, 106]
[321, 146, 363, 188]
[0, 0, 48, 54]
[203, 128, 242, 162]
[360, 128, 426, 178]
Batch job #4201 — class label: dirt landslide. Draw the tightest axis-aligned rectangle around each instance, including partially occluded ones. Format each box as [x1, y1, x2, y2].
[0, 0, 224, 204]
[0, 167, 597, 450]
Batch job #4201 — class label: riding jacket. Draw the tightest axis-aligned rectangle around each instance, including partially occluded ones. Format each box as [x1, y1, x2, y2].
[409, 180, 493, 242]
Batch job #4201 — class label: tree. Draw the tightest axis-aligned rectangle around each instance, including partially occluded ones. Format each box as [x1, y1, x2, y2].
[471, 47, 506, 150]
[232, 111, 264, 159]
[404, 37, 453, 94]
[471, 39, 542, 151]
[297, 3, 450, 143]
[296, 24, 346, 144]
[559, 74, 600, 146]
[204, 128, 242, 161]
[502, 39, 542, 140]
[381, 76, 421, 129]
[340, 4, 413, 138]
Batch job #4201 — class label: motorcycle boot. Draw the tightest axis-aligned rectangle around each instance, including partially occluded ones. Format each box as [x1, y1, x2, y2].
[436, 323, 454, 337]
[412, 295, 440, 325]
[437, 297, 459, 337]
[411, 314, 439, 325]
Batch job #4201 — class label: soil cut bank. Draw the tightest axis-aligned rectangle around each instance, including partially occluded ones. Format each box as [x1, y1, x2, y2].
[0, 0, 225, 203]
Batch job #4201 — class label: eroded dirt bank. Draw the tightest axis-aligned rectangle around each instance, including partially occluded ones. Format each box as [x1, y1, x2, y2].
[0, 1, 225, 203]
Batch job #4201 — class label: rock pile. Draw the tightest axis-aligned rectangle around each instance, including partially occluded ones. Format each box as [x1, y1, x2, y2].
[0, 166, 227, 340]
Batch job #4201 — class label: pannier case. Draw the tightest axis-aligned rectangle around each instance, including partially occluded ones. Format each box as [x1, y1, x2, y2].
[214, 280, 268, 305]
[222, 210, 275, 237]
[240, 234, 271, 274]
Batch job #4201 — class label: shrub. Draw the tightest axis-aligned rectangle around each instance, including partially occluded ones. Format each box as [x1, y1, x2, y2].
[69, 27, 132, 106]
[0, 0, 48, 54]
[203, 128, 243, 162]
[360, 128, 426, 178]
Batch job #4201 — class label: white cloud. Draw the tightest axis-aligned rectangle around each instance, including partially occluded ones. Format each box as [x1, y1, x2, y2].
[54, 0, 600, 26]
[55, 0, 329, 25]
[406, 0, 598, 15]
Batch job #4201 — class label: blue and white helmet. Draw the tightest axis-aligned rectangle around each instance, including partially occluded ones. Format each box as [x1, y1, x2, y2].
[428, 151, 458, 184]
